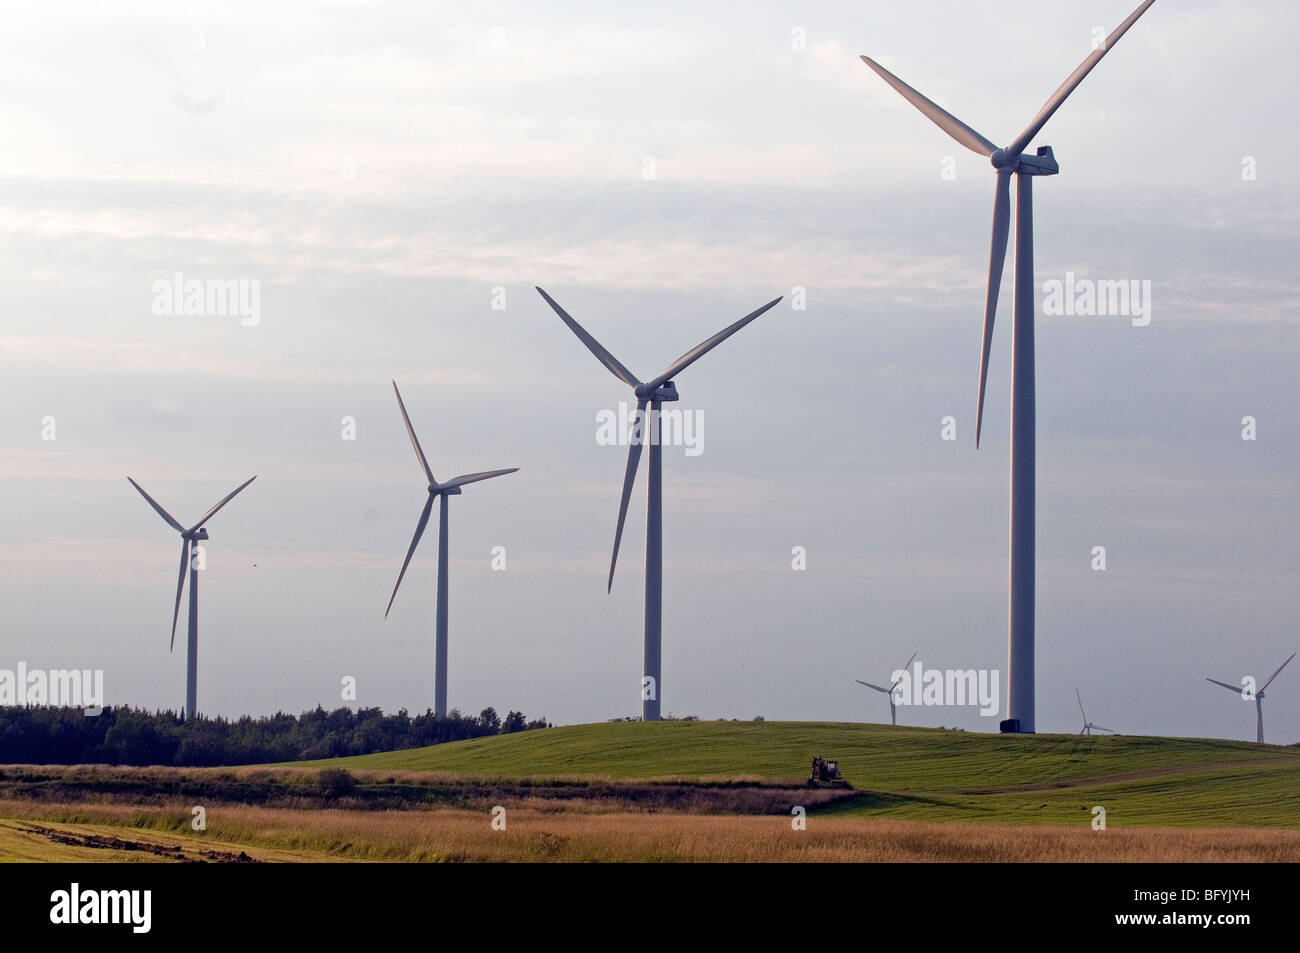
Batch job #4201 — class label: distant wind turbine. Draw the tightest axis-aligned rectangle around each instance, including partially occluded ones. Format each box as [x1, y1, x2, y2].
[536, 287, 782, 721]
[384, 381, 518, 717]
[127, 475, 257, 717]
[860, 0, 1158, 733]
[1075, 688, 1115, 736]
[1206, 652, 1295, 744]
[855, 651, 918, 726]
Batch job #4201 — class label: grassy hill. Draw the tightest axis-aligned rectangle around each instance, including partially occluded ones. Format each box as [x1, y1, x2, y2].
[307, 720, 1300, 828]
[4, 722, 1299, 860]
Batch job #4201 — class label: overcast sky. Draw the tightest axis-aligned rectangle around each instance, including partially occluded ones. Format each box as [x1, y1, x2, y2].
[2, 0, 1297, 742]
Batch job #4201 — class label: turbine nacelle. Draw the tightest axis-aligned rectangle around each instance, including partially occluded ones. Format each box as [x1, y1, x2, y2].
[429, 483, 462, 496]
[184, 527, 210, 541]
[635, 380, 680, 402]
[1017, 146, 1060, 176]
[990, 145, 1059, 175]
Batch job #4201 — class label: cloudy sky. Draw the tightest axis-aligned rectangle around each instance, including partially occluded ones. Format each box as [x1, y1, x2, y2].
[2, 0, 1297, 741]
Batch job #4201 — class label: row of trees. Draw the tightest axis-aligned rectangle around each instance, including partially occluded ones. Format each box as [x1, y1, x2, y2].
[0, 705, 548, 767]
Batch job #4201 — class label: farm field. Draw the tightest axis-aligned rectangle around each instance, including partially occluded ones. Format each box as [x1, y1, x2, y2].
[5, 805, 1300, 863]
[319, 721, 1300, 829]
[3, 721, 1299, 862]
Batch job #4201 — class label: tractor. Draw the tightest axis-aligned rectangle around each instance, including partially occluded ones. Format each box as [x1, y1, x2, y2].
[807, 756, 847, 787]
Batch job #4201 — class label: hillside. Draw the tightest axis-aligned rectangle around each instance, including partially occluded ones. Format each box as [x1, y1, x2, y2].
[308, 720, 1300, 828]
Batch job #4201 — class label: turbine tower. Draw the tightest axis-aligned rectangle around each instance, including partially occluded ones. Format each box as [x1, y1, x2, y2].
[536, 287, 782, 721]
[1075, 688, 1114, 736]
[860, 0, 1158, 732]
[855, 651, 918, 726]
[1206, 652, 1295, 744]
[127, 475, 257, 717]
[385, 381, 518, 717]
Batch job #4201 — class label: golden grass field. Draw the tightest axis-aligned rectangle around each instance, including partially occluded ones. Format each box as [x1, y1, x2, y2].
[4, 798, 1300, 862]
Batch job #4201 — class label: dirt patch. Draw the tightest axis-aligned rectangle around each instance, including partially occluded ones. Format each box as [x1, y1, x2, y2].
[19, 823, 260, 863]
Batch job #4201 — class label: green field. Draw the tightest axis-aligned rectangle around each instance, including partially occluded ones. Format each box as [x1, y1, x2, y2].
[305, 720, 1300, 828]
[4, 722, 1300, 861]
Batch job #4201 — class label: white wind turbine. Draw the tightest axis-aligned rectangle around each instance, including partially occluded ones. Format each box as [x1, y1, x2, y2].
[855, 651, 918, 726]
[384, 381, 518, 717]
[1206, 652, 1295, 744]
[536, 287, 782, 721]
[859, 0, 1159, 733]
[1075, 688, 1115, 736]
[127, 475, 257, 717]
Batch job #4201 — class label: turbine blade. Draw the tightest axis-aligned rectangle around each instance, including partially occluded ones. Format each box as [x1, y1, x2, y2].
[1206, 677, 1244, 694]
[392, 381, 435, 485]
[536, 287, 640, 388]
[385, 494, 436, 618]
[127, 478, 185, 533]
[1092, 725, 1114, 733]
[189, 475, 257, 533]
[1260, 652, 1296, 693]
[855, 680, 891, 694]
[171, 538, 191, 651]
[1005, 0, 1158, 158]
[608, 399, 647, 592]
[644, 297, 782, 393]
[889, 651, 919, 692]
[858, 55, 997, 158]
[1076, 687, 1087, 721]
[976, 171, 1011, 449]
[440, 468, 520, 490]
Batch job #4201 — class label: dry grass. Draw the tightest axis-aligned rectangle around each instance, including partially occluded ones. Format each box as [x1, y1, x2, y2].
[3, 798, 1299, 862]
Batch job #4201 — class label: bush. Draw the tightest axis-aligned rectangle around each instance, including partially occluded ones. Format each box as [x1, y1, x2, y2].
[317, 768, 357, 798]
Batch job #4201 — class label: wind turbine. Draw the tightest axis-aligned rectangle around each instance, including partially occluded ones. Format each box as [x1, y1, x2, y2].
[384, 381, 518, 717]
[855, 651, 918, 726]
[127, 475, 257, 717]
[536, 287, 782, 721]
[1206, 652, 1295, 744]
[1075, 688, 1115, 736]
[860, 0, 1158, 733]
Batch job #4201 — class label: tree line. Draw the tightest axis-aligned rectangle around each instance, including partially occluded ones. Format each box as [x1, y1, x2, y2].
[0, 705, 548, 767]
